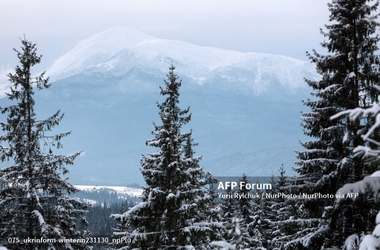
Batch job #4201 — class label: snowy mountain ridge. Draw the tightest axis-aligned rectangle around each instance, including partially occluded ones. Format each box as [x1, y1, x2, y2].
[47, 27, 156, 80]
[47, 27, 318, 95]
[0, 27, 317, 185]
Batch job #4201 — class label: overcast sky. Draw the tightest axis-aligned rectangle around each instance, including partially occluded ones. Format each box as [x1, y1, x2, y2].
[0, 0, 331, 76]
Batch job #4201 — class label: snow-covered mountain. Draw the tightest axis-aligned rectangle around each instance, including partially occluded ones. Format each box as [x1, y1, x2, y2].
[47, 27, 317, 95]
[0, 27, 318, 185]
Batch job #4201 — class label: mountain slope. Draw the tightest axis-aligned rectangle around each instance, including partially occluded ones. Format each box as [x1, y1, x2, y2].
[0, 27, 317, 185]
[47, 27, 318, 96]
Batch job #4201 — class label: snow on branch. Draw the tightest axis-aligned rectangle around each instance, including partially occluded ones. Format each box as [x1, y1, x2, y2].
[336, 171, 380, 204]
[344, 234, 360, 250]
[111, 201, 149, 222]
[32, 209, 46, 226]
[359, 234, 380, 250]
[32, 210, 51, 234]
[331, 101, 380, 204]
[331, 103, 380, 158]
[211, 241, 236, 250]
[331, 103, 380, 140]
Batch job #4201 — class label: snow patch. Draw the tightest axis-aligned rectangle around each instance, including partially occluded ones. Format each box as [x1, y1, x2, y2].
[376, 211, 380, 224]
[211, 241, 236, 250]
[74, 185, 143, 197]
[336, 173, 380, 203]
[372, 224, 380, 237]
[82, 198, 97, 206]
[344, 234, 360, 250]
[359, 235, 380, 250]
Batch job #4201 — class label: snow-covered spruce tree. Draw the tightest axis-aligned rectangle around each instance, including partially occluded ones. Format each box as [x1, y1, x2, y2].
[236, 174, 252, 226]
[217, 174, 264, 249]
[289, 0, 380, 248]
[183, 128, 224, 247]
[211, 217, 244, 250]
[237, 174, 265, 249]
[111, 65, 220, 249]
[264, 165, 292, 249]
[0, 39, 89, 250]
[272, 172, 317, 250]
[212, 216, 266, 250]
[219, 186, 238, 224]
[331, 101, 380, 249]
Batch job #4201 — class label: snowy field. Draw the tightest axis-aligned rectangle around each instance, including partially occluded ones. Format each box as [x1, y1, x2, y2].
[74, 185, 143, 197]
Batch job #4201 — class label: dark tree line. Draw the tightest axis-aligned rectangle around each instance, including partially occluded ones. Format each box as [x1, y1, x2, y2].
[79, 201, 130, 237]
[72, 188, 140, 205]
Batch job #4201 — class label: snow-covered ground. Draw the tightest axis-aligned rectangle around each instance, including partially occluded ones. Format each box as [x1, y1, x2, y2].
[74, 185, 143, 197]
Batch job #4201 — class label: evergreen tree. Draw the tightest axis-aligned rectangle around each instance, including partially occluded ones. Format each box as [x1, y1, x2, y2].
[219, 184, 253, 249]
[212, 216, 266, 250]
[207, 180, 224, 244]
[276, 164, 287, 191]
[219, 186, 238, 224]
[211, 217, 244, 250]
[288, 0, 380, 248]
[264, 165, 292, 249]
[331, 88, 380, 248]
[0, 39, 89, 249]
[236, 174, 252, 226]
[112, 65, 220, 249]
[274, 176, 320, 250]
[237, 174, 265, 249]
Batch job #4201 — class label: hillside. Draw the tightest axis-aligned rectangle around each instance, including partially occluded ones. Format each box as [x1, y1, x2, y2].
[0, 27, 318, 185]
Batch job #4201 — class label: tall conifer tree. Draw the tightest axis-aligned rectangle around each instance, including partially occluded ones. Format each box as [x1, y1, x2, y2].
[288, 0, 380, 248]
[112, 65, 219, 249]
[0, 39, 89, 250]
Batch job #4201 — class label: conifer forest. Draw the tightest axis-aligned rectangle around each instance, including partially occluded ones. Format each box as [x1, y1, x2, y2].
[2, 0, 380, 249]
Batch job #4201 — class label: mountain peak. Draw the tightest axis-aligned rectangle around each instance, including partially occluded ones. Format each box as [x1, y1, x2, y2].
[47, 26, 156, 79]
[46, 26, 318, 95]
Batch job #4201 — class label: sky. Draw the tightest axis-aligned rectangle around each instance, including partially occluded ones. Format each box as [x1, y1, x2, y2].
[0, 0, 331, 77]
